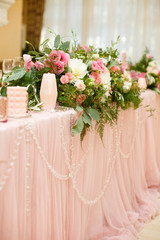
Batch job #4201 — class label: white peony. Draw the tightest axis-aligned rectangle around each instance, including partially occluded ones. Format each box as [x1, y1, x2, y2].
[149, 61, 156, 68]
[74, 80, 86, 91]
[123, 71, 131, 81]
[69, 58, 87, 79]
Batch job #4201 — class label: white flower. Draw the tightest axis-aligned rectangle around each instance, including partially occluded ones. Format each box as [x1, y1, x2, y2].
[92, 54, 99, 60]
[149, 61, 156, 68]
[100, 70, 111, 86]
[100, 58, 107, 65]
[74, 80, 86, 91]
[123, 81, 132, 93]
[146, 74, 155, 85]
[69, 58, 87, 79]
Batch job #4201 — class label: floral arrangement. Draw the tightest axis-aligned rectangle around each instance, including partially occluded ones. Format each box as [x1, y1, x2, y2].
[1, 31, 141, 140]
[129, 48, 160, 93]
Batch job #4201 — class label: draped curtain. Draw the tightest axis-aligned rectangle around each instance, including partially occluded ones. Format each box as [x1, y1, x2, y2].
[41, 0, 160, 63]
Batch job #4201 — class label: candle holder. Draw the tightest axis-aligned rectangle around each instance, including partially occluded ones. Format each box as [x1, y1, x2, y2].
[40, 73, 57, 110]
[7, 86, 29, 118]
[0, 96, 8, 122]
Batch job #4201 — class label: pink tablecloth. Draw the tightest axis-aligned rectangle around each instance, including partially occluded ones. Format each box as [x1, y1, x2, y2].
[0, 90, 160, 240]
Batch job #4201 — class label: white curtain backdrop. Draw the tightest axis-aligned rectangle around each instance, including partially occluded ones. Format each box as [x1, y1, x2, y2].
[41, 0, 160, 63]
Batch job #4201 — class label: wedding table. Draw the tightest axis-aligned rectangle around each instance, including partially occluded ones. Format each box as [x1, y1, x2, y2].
[0, 90, 160, 240]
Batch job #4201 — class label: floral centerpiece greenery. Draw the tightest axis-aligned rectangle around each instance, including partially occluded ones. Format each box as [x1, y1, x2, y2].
[129, 48, 160, 93]
[1, 31, 141, 140]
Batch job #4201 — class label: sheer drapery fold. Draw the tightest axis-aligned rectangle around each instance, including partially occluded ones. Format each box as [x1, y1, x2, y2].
[41, 0, 160, 63]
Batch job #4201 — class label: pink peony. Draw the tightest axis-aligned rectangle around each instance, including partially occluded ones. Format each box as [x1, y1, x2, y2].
[60, 75, 70, 84]
[52, 61, 64, 75]
[65, 72, 73, 80]
[146, 54, 152, 59]
[97, 59, 106, 71]
[111, 65, 120, 72]
[92, 61, 101, 71]
[35, 61, 44, 71]
[58, 50, 70, 65]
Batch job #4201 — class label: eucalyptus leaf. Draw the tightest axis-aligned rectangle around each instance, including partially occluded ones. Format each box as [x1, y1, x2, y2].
[86, 108, 100, 121]
[44, 47, 52, 54]
[61, 41, 70, 52]
[40, 38, 50, 46]
[54, 35, 60, 48]
[4, 70, 26, 82]
[76, 105, 83, 112]
[72, 116, 84, 135]
[83, 112, 92, 125]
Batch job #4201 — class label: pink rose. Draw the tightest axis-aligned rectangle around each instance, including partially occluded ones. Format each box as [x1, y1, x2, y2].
[89, 72, 102, 84]
[23, 54, 32, 62]
[138, 72, 146, 78]
[58, 50, 70, 65]
[60, 75, 69, 84]
[35, 61, 44, 71]
[146, 54, 152, 59]
[138, 78, 147, 89]
[23, 54, 34, 72]
[49, 50, 60, 61]
[52, 61, 64, 75]
[74, 80, 86, 91]
[111, 65, 120, 72]
[97, 59, 106, 71]
[25, 61, 34, 72]
[159, 70, 160, 75]
[92, 61, 101, 71]
[65, 72, 73, 80]
[76, 94, 86, 104]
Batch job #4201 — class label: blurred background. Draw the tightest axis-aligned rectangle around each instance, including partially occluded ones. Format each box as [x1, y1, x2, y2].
[0, 0, 160, 68]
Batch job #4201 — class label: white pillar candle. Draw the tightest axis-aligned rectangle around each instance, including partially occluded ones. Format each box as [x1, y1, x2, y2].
[7, 86, 28, 116]
[40, 73, 57, 110]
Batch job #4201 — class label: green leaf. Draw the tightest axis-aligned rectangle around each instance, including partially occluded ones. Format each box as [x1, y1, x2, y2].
[61, 41, 70, 52]
[44, 47, 52, 54]
[108, 60, 118, 68]
[54, 35, 60, 48]
[4, 69, 26, 82]
[83, 112, 92, 126]
[40, 38, 50, 46]
[76, 105, 83, 112]
[28, 50, 40, 56]
[1, 86, 7, 96]
[86, 108, 100, 121]
[72, 116, 84, 135]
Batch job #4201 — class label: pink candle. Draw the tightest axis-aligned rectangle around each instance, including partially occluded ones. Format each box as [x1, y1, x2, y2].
[40, 73, 57, 110]
[7, 87, 28, 116]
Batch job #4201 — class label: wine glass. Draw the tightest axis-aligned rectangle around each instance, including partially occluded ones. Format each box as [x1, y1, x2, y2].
[2, 59, 14, 74]
[14, 57, 24, 68]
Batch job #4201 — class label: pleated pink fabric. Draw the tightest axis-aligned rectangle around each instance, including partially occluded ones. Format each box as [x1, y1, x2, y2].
[0, 90, 160, 240]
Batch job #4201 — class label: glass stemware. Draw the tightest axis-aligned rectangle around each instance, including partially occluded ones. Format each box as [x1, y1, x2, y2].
[14, 57, 24, 68]
[2, 59, 14, 74]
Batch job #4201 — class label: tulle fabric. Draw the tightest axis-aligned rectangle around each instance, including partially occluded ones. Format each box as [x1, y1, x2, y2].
[0, 90, 160, 240]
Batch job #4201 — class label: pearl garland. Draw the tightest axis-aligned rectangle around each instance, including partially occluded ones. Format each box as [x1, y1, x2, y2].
[0, 125, 24, 192]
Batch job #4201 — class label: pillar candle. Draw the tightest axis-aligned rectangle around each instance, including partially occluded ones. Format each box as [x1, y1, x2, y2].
[40, 73, 57, 110]
[7, 86, 28, 117]
[0, 96, 7, 122]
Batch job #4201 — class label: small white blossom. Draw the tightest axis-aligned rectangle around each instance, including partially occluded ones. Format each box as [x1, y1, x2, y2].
[74, 80, 86, 91]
